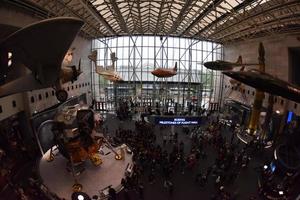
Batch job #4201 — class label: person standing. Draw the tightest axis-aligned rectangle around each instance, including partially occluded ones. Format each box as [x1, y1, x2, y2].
[108, 186, 117, 200]
[123, 188, 131, 200]
[167, 180, 174, 197]
[138, 183, 144, 200]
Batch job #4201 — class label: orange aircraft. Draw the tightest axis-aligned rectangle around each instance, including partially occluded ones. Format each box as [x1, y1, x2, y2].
[151, 62, 177, 78]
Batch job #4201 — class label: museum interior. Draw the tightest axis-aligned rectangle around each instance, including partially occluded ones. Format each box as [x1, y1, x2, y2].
[0, 0, 300, 199]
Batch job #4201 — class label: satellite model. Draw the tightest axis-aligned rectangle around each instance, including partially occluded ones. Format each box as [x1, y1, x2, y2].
[88, 50, 123, 82]
[0, 17, 84, 102]
[151, 62, 177, 78]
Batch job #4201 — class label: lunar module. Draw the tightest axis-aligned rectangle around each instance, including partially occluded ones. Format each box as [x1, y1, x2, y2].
[36, 104, 126, 193]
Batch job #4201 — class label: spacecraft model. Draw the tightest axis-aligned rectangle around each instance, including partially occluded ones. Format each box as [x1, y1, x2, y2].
[38, 104, 127, 193]
[151, 62, 178, 78]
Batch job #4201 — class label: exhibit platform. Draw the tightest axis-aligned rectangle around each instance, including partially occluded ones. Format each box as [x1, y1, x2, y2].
[39, 145, 133, 199]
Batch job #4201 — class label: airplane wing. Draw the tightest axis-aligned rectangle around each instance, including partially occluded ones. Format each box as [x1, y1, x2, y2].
[0, 17, 84, 86]
[0, 73, 46, 98]
[223, 70, 300, 103]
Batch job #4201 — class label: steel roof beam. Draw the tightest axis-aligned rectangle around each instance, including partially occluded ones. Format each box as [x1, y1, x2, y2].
[181, 0, 224, 36]
[212, 0, 300, 40]
[195, 0, 257, 37]
[154, 0, 166, 34]
[78, 0, 116, 35]
[136, 0, 143, 33]
[168, 0, 194, 34]
[108, 0, 129, 33]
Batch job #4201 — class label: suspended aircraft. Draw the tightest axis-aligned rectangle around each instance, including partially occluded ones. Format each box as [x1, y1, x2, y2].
[203, 56, 258, 71]
[151, 62, 177, 78]
[223, 69, 300, 103]
[0, 17, 84, 102]
[58, 48, 83, 100]
[88, 51, 123, 82]
[203, 56, 247, 90]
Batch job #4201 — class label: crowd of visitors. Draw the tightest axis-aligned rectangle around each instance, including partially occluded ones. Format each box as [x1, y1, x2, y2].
[108, 113, 261, 200]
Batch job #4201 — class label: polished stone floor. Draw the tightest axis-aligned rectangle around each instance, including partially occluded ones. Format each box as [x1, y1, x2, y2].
[103, 114, 273, 200]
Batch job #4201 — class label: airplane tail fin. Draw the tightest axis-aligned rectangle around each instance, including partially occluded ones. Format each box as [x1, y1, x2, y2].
[174, 62, 178, 72]
[236, 56, 242, 64]
[96, 65, 104, 74]
[236, 56, 246, 71]
[88, 50, 97, 62]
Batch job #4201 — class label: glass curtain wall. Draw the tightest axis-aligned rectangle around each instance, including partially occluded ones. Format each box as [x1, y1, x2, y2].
[92, 36, 223, 113]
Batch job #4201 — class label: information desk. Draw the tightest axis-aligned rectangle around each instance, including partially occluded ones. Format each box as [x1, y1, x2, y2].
[154, 116, 201, 125]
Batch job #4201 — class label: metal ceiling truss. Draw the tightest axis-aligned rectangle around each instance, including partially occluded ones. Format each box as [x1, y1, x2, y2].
[7, 0, 300, 43]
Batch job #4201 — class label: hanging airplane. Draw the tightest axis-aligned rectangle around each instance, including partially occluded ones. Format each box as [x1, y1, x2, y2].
[223, 69, 300, 103]
[60, 47, 83, 85]
[0, 17, 84, 102]
[203, 56, 258, 71]
[151, 62, 177, 78]
[88, 51, 123, 82]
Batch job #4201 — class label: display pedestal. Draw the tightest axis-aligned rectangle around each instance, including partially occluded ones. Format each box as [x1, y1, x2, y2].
[39, 145, 133, 199]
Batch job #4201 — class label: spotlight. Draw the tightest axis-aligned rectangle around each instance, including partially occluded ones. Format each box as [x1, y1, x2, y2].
[8, 60, 12, 67]
[279, 191, 284, 195]
[8, 52, 12, 59]
[263, 165, 268, 170]
[71, 192, 91, 200]
[78, 195, 84, 200]
[276, 110, 280, 114]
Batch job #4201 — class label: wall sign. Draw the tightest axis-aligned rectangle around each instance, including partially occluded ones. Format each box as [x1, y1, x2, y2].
[154, 116, 201, 125]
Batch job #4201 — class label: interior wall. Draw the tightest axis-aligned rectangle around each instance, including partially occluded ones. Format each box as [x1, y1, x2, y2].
[0, 4, 92, 119]
[223, 34, 300, 115]
[289, 48, 300, 86]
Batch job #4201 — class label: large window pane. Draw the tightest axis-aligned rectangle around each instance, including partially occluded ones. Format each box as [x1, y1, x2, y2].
[91, 36, 223, 111]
